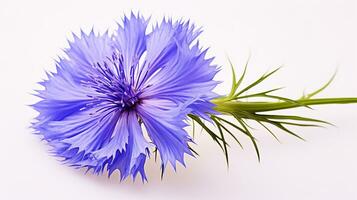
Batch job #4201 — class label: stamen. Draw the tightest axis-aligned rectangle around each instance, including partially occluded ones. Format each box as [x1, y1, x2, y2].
[81, 52, 146, 115]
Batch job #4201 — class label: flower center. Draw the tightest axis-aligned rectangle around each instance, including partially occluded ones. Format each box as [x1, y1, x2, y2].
[116, 84, 140, 110]
[82, 53, 143, 113]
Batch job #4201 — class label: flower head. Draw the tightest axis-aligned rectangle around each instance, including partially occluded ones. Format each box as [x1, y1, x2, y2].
[33, 13, 218, 181]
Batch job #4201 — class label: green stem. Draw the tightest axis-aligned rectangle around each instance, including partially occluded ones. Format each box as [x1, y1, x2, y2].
[214, 98, 357, 114]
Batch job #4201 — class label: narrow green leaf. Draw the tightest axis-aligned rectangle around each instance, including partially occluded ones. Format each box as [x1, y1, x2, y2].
[188, 146, 199, 156]
[153, 148, 158, 162]
[215, 114, 257, 140]
[304, 70, 337, 99]
[212, 118, 230, 166]
[228, 58, 238, 98]
[214, 116, 244, 149]
[257, 121, 281, 142]
[192, 119, 196, 139]
[262, 94, 312, 109]
[257, 114, 333, 125]
[234, 87, 284, 100]
[235, 56, 250, 92]
[188, 114, 225, 151]
[269, 121, 305, 141]
[235, 67, 281, 97]
[237, 119, 261, 161]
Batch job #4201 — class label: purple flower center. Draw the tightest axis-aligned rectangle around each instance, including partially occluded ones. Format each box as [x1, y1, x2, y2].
[120, 88, 140, 109]
[83, 53, 143, 112]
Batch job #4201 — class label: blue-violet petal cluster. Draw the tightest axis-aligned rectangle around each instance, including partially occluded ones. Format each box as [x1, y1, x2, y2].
[33, 13, 218, 181]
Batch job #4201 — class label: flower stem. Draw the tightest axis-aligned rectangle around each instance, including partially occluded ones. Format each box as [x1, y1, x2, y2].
[213, 98, 357, 114]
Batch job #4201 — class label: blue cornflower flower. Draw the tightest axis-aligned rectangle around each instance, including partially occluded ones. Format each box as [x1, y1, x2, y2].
[33, 13, 218, 181]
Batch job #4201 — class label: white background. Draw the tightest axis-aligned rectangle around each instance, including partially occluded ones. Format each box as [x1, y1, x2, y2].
[1, 0, 356, 199]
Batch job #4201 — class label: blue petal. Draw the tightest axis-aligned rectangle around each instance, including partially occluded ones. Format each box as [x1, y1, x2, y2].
[139, 20, 219, 119]
[105, 112, 150, 181]
[65, 30, 113, 80]
[113, 13, 148, 84]
[41, 108, 150, 181]
[137, 99, 193, 169]
[33, 31, 113, 133]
